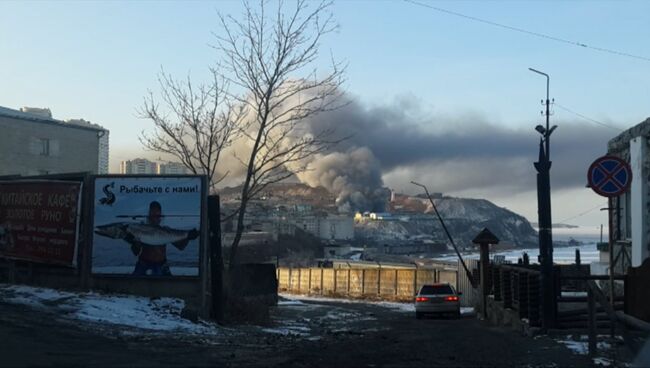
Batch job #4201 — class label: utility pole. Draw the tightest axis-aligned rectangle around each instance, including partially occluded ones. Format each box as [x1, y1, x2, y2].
[529, 67, 557, 330]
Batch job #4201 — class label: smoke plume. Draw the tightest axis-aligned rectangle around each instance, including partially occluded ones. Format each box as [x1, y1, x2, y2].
[292, 93, 624, 210]
[295, 147, 386, 212]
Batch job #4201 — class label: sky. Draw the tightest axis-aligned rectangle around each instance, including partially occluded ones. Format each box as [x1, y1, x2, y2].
[1, 0, 649, 227]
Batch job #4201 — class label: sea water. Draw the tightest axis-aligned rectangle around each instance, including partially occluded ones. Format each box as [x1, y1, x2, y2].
[433, 226, 604, 265]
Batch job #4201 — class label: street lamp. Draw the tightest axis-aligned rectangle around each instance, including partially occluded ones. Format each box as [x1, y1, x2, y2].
[529, 67, 557, 329]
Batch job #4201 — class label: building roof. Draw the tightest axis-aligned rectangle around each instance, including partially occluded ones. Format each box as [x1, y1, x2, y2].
[0, 105, 107, 133]
[608, 117, 650, 153]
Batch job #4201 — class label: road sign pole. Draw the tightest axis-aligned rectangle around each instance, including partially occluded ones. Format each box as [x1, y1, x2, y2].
[587, 154, 632, 338]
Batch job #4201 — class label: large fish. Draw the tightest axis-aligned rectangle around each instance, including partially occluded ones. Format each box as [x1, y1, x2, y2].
[94, 222, 195, 246]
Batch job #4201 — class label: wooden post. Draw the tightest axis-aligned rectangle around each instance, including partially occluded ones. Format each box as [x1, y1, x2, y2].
[480, 244, 489, 319]
[413, 268, 418, 297]
[347, 268, 351, 295]
[308, 268, 312, 294]
[298, 268, 302, 292]
[288, 268, 292, 291]
[361, 269, 366, 295]
[473, 228, 499, 320]
[394, 269, 399, 296]
[377, 267, 382, 296]
[333, 269, 337, 294]
[588, 288, 597, 358]
[320, 268, 324, 295]
[208, 195, 223, 322]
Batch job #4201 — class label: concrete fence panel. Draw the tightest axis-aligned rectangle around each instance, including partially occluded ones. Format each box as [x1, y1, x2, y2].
[290, 269, 301, 292]
[363, 269, 379, 295]
[349, 269, 363, 295]
[416, 269, 436, 292]
[380, 269, 397, 296]
[397, 269, 416, 298]
[322, 269, 335, 294]
[335, 269, 349, 295]
[310, 268, 322, 294]
[439, 270, 458, 287]
[299, 268, 310, 292]
[278, 268, 290, 290]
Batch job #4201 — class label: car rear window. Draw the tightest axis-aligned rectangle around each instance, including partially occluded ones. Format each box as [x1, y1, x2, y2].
[420, 285, 454, 295]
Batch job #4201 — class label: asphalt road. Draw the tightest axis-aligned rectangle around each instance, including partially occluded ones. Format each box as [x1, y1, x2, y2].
[0, 296, 597, 368]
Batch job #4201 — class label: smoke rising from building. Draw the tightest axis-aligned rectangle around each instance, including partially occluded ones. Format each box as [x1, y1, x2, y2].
[295, 147, 386, 212]
[290, 92, 618, 210]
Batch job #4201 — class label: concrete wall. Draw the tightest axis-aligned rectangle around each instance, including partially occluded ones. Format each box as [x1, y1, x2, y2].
[630, 137, 649, 266]
[0, 116, 101, 176]
[277, 266, 459, 302]
[318, 216, 354, 240]
[608, 118, 650, 269]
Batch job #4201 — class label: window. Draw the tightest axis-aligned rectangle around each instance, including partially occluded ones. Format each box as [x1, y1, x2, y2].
[419, 284, 454, 295]
[40, 138, 50, 156]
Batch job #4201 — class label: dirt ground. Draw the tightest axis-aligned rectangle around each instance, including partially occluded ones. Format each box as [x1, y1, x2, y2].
[0, 296, 616, 367]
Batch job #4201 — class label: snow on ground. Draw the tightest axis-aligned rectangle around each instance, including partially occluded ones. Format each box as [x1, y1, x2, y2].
[0, 284, 218, 335]
[278, 293, 475, 315]
[593, 357, 612, 367]
[556, 338, 589, 355]
[555, 334, 627, 367]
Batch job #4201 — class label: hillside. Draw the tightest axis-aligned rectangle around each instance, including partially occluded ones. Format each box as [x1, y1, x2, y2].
[357, 196, 538, 249]
[219, 183, 538, 248]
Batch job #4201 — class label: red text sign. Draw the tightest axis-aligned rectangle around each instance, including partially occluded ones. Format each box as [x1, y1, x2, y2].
[0, 181, 82, 266]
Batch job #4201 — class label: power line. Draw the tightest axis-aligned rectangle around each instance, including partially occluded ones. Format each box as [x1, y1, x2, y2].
[404, 0, 650, 63]
[554, 103, 624, 132]
[556, 201, 607, 224]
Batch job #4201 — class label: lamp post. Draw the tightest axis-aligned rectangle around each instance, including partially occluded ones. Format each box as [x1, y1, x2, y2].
[529, 67, 557, 329]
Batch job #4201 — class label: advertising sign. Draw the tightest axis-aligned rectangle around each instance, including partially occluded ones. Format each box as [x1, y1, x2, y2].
[92, 176, 203, 276]
[0, 181, 82, 266]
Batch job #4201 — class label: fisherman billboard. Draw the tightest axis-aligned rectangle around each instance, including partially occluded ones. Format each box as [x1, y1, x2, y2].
[92, 176, 204, 276]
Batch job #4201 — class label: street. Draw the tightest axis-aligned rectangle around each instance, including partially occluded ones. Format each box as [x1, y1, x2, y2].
[0, 290, 599, 368]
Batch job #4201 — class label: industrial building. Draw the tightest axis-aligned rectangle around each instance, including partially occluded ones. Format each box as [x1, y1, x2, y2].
[0, 106, 109, 176]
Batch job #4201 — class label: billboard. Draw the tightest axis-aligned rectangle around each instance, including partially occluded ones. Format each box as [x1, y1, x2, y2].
[92, 176, 204, 276]
[0, 181, 82, 266]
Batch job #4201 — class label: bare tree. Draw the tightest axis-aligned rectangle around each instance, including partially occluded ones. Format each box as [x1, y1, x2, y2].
[140, 69, 245, 192]
[216, 0, 346, 265]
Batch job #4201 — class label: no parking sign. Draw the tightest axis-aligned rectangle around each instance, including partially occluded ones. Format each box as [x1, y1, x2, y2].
[587, 156, 632, 197]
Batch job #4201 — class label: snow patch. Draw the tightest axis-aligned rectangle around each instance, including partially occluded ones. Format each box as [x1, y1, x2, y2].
[277, 299, 306, 306]
[557, 339, 588, 355]
[262, 326, 310, 336]
[281, 293, 414, 312]
[0, 284, 218, 335]
[593, 357, 612, 366]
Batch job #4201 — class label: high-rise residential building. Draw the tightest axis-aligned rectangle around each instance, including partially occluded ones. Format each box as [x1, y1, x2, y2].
[119, 158, 158, 174]
[158, 161, 191, 174]
[119, 159, 190, 175]
[0, 106, 109, 176]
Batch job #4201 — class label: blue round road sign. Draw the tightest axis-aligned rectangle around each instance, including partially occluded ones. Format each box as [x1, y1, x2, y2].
[587, 156, 632, 197]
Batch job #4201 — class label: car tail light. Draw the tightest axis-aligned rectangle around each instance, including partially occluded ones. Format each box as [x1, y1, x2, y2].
[416, 297, 429, 302]
[445, 296, 459, 302]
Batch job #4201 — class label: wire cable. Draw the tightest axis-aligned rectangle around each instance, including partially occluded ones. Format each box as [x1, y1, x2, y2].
[404, 0, 650, 63]
[556, 201, 608, 224]
[554, 103, 624, 132]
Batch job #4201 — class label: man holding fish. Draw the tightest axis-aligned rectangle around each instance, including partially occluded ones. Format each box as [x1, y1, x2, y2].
[94, 201, 199, 276]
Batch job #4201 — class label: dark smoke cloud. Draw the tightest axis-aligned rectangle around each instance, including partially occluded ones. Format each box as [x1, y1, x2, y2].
[298, 94, 623, 208]
[296, 147, 386, 212]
